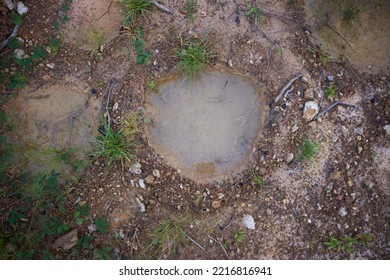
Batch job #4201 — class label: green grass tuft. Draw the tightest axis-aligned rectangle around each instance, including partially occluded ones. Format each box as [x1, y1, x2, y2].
[119, 0, 153, 27]
[176, 40, 211, 80]
[296, 138, 320, 163]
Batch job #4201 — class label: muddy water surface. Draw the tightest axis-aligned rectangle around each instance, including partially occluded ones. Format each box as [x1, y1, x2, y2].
[146, 71, 264, 182]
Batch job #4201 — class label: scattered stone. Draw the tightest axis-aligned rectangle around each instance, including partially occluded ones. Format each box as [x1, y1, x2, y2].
[338, 207, 348, 217]
[304, 88, 315, 99]
[52, 229, 78, 250]
[46, 63, 55, 69]
[354, 127, 364, 135]
[383, 125, 390, 135]
[17, 2, 28, 16]
[303, 101, 319, 122]
[212, 200, 221, 209]
[129, 162, 142, 175]
[228, 59, 233, 68]
[14, 49, 25, 59]
[242, 214, 255, 230]
[152, 169, 160, 178]
[135, 197, 146, 213]
[286, 153, 294, 163]
[326, 75, 334, 82]
[357, 146, 363, 154]
[301, 73, 311, 84]
[217, 193, 224, 199]
[88, 224, 97, 233]
[112, 102, 119, 111]
[42, 74, 51, 81]
[144, 175, 154, 185]
[138, 179, 146, 189]
[292, 124, 299, 133]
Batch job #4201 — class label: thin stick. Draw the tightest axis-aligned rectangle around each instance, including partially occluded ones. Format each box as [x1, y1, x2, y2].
[274, 74, 302, 105]
[0, 24, 20, 52]
[185, 234, 205, 251]
[208, 235, 230, 259]
[326, 16, 353, 49]
[151, 0, 173, 15]
[104, 80, 117, 128]
[313, 101, 358, 121]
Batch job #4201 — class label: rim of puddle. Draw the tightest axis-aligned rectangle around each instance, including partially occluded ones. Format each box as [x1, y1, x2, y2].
[144, 66, 270, 183]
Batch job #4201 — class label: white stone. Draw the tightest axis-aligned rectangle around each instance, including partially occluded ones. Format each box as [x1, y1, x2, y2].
[383, 125, 390, 135]
[338, 207, 347, 217]
[129, 162, 142, 174]
[286, 153, 294, 163]
[138, 179, 145, 189]
[46, 63, 55, 69]
[303, 101, 319, 122]
[16, 2, 28, 16]
[242, 214, 255, 230]
[152, 169, 160, 178]
[13, 49, 25, 59]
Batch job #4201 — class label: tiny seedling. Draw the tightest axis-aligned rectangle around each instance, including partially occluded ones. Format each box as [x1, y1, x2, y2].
[251, 171, 264, 187]
[176, 39, 211, 80]
[94, 217, 109, 234]
[244, 4, 263, 26]
[182, 0, 199, 22]
[325, 81, 337, 100]
[319, 54, 330, 66]
[148, 81, 156, 89]
[74, 204, 90, 225]
[235, 231, 245, 242]
[132, 26, 150, 64]
[9, 72, 27, 89]
[46, 38, 60, 56]
[94, 246, 112, 260]
[343, 5, 360, 25]
[296, 138, 320, 163]
[85, 27, 106, 52]
[325, 234, 372, 254]
[119, 0, 152, 26]
[143, 217, 187, 258]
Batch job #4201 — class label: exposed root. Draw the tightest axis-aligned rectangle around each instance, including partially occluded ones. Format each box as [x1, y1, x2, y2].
[151, 0, 173, 15]
[313, 101, 358, 121]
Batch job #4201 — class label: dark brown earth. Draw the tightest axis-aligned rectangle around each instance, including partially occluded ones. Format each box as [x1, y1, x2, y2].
[0, 0, 389, 260]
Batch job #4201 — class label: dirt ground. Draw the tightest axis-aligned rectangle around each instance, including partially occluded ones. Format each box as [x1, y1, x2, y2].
[0, 0, 389, 260]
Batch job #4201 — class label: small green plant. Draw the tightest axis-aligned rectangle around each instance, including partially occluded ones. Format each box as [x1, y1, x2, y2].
[121, 112, 141, 141]
[148, 81, 156, 89]
[244, 4, 263, 26]
[176, 39, 211, 80]
[10, 10, 23, 25]
[94, 217, 109, 234]
[235, 231, 245, 242]
[296, 138, 320, 163]
[325, 234, 372, 254]
[182, 0, 199, 22]
[77, 235, 94, 250]
[251, 171, 264, 187]
[46, 38, 60, 56]
[325, 81, 337, 100]
[74, 204, 90, 225]
[92, 118, 136, 165]
[132, 26, 150, 64]
[319, 53, 330, 65]
[143, 217, 187, 258]
[194, 192, 203, 207]
[343, 5, 360, 25]
[94, 245, 112, 260]
[119, 0, 152, 26]
[9, 72, 27, 89]
[85, 27, 106, 52]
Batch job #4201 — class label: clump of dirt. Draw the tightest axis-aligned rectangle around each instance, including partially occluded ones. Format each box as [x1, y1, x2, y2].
[305, 0, 390, 74]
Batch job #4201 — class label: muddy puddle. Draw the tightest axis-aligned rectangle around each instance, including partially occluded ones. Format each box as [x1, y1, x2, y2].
[305, 0, 390, 74]
[146, 71, 265, 182]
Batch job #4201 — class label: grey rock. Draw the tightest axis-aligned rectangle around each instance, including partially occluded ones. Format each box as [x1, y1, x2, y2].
[88, 224, 97, 233]
[303, 101, 319, 121]
[228, 59, 233, 68]
[383, 125, 390, 135]
[292, 124, 299, 133]
[135, 197, 146, 213]
[17, 2, 28, 16]
[286, 153, 294, 163]
[138, 179, 146, 189]
[338, 207, 348, 217]
[326, 75, 334, 82]
[354, 127, 364, 135]
[52, 229, 78, 250]
[14, 49, 25, 59]
[144, 175, 154, 185]
[152, 169, 160, 178]
[129, 162, 142, 175]
[242, 214, 255, 229]
[46, 63, 55, 69]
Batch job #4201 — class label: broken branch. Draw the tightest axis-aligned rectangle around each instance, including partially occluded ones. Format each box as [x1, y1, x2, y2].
[0, 24, 20, 52]
[313, 101, 358, 121]
[151, 0, 173, 15]
[274, 74, 302, 105]
[208, 235, 230, 259]
[185, 234, 205, 251]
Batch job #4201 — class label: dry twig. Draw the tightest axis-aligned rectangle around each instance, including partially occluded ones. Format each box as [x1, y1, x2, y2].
[151, 0, 173, 14]
[208, 235, 230, 259]
[313, 101, 358, 121]
[274, 74, 302, 105]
